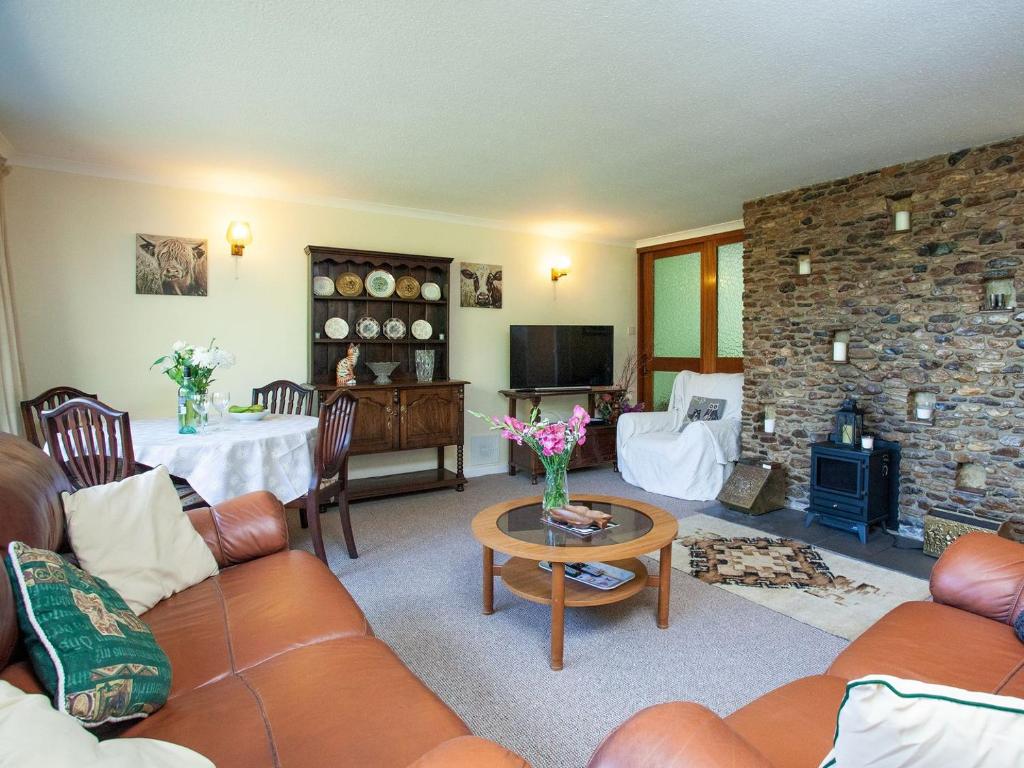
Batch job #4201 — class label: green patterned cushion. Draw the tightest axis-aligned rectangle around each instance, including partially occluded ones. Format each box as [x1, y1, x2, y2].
[4, 541, 171, 727]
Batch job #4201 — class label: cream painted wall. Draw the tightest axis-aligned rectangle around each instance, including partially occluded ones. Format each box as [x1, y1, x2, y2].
[5, 166, 636, 478]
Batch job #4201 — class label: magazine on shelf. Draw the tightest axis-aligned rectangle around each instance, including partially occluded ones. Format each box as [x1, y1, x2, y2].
[541, 516, 619, 538]
[539, 561, 636, 591]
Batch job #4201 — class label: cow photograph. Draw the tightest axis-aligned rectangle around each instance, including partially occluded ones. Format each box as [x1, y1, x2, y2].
[136, 233, 208, 296]
[459, 262, 502, 308]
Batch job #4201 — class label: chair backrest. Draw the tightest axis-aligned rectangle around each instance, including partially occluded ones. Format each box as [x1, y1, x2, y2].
[41, 398, 135, 490]
[669, 371, 744, 421]
[20, 386, 98, 449]
[252, 379, 315, 416]
[311, 390, 358, 488]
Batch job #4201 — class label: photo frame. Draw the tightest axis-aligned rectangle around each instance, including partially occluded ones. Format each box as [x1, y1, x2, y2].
[136, 233, 208, 296]
[459, 262, 502, 308]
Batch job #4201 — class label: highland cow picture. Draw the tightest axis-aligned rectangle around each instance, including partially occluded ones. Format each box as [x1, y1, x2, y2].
[459, 262, 502, 308]
[136, 234, 208, 296]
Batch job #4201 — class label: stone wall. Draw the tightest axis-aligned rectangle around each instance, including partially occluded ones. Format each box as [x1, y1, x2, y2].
[742, 135, 1024, 536]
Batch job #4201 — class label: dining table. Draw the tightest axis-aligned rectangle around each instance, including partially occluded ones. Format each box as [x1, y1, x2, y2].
[131, 414, 319, 506]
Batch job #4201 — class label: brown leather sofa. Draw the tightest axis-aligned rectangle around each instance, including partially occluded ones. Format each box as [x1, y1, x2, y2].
[0, 433, 528, 768]
[587, 531, 1024, 768]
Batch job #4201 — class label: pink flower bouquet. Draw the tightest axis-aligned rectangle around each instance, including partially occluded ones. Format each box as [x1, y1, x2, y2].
[472, 405, 590, 510]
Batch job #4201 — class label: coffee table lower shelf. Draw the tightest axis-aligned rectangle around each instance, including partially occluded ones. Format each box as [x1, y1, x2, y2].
[499, 557, 648, 607]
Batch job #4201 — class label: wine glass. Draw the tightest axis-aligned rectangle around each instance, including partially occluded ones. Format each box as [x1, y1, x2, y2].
[192, 393, 210, 435]
[212, 392, 230, 428]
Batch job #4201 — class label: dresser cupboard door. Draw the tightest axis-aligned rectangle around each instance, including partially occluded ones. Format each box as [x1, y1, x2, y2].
[350, 389, 398, 454]
[399, 386, 462, 449]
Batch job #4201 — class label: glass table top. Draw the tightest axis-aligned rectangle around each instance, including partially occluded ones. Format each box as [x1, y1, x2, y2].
[496, 500, 654, 549]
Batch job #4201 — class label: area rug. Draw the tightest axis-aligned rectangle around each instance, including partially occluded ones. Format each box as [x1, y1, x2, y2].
[673, 515, 930, 641]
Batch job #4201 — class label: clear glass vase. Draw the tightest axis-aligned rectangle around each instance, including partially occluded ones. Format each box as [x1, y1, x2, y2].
[540, 454, 570, 511]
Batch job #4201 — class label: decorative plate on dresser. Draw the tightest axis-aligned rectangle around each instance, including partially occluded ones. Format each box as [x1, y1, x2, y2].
[365, 270, 396, 298]
[383, 317, 407, 340]
[411, 319, 433, 340]
[355, 316, 381, 339]
[324, 317, 349, 339]
[396, 276, 420, 300]
[313, 276, 335, 297]
[421, 282, 442, 301]
[335, 272, 363, 297]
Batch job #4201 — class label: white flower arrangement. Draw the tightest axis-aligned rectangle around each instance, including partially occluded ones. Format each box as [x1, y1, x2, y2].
[151, 339, 234, 392]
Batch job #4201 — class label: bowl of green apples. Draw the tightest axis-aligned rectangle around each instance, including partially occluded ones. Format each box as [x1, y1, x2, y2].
[227, 403, 267, 422]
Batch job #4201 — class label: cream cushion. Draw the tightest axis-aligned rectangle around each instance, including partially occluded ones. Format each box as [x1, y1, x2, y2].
[819, 675, 1024, 767]
[0, 680, 213, 767]
[62, 466, 218, 615]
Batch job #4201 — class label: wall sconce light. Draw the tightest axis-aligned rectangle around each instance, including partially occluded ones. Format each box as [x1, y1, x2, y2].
[798, 255, 811, 275]
[764, 405, 777, 434]
[550, 256, 571, 282]
[226, 221, 252, 280]
[226, 221, 253, 257]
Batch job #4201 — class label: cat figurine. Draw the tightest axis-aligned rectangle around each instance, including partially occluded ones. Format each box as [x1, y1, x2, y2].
[336, 343, 360, 386]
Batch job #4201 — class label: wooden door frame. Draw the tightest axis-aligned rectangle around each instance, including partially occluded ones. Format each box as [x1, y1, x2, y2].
[637, 229, 745, 407]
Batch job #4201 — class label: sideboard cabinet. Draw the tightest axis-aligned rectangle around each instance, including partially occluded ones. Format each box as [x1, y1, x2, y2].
[305, 245, 467, 500]
[326, 380, 467, 500]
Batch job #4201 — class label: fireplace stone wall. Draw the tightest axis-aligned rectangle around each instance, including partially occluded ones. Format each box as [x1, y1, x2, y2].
[741, 135, 1024, 536]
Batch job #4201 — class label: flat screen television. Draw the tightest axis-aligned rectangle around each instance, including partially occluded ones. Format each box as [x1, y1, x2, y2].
[509, 325, 614, 390]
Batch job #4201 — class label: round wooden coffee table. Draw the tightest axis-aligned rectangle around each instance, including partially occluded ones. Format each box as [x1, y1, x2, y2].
[471, 494, 678, 670]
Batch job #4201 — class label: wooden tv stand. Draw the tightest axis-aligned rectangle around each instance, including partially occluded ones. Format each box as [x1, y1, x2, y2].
[498, 386, 623, 484]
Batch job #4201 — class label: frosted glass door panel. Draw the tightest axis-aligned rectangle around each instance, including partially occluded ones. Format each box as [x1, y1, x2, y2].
[716, 241, 744, 358]
[653, 252, 701, 358]
[652, 371, 677, 412]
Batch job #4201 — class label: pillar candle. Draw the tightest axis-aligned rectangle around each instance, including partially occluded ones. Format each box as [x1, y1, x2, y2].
[894, 210, 911, 232]
[833, 341, 847, 361]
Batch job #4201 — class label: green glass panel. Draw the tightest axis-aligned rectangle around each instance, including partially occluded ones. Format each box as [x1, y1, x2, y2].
[716, 241, 744, 358]
[652, 371, 677, 412]
[653, 252, 701, 358]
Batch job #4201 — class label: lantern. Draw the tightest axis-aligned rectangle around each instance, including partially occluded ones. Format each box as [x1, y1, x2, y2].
[831, 398, 864, 447]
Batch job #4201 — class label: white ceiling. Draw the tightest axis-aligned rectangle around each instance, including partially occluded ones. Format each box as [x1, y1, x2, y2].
[1, 0, 1023, 243]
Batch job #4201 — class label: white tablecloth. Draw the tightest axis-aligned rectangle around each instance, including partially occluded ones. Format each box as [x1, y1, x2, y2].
[131, 415, 318, 506]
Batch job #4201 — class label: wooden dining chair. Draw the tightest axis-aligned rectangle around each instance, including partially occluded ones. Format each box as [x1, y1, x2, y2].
[40, 397, 208, 510]
[41, 397, 135, 489]
[21, 386, 98, 449]
[286, 389, 358, 563]
[251, 380, 316, 416]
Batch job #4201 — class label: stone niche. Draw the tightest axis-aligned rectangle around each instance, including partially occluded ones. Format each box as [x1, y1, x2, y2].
[741, 135, 1024, 538]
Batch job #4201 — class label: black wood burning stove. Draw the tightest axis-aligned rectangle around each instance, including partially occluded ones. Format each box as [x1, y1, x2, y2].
[805, 440, 900, 543]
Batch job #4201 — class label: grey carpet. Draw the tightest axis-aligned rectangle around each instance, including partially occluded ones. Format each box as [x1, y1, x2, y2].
[287, 467, 848, 768]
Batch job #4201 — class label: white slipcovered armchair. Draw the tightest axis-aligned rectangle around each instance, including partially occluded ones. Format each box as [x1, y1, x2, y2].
[617, 371, 744, 500]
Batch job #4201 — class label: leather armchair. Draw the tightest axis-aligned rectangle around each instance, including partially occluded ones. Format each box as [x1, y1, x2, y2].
[587, 532, 1024, 768]
[930, 531, 1024, 625]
